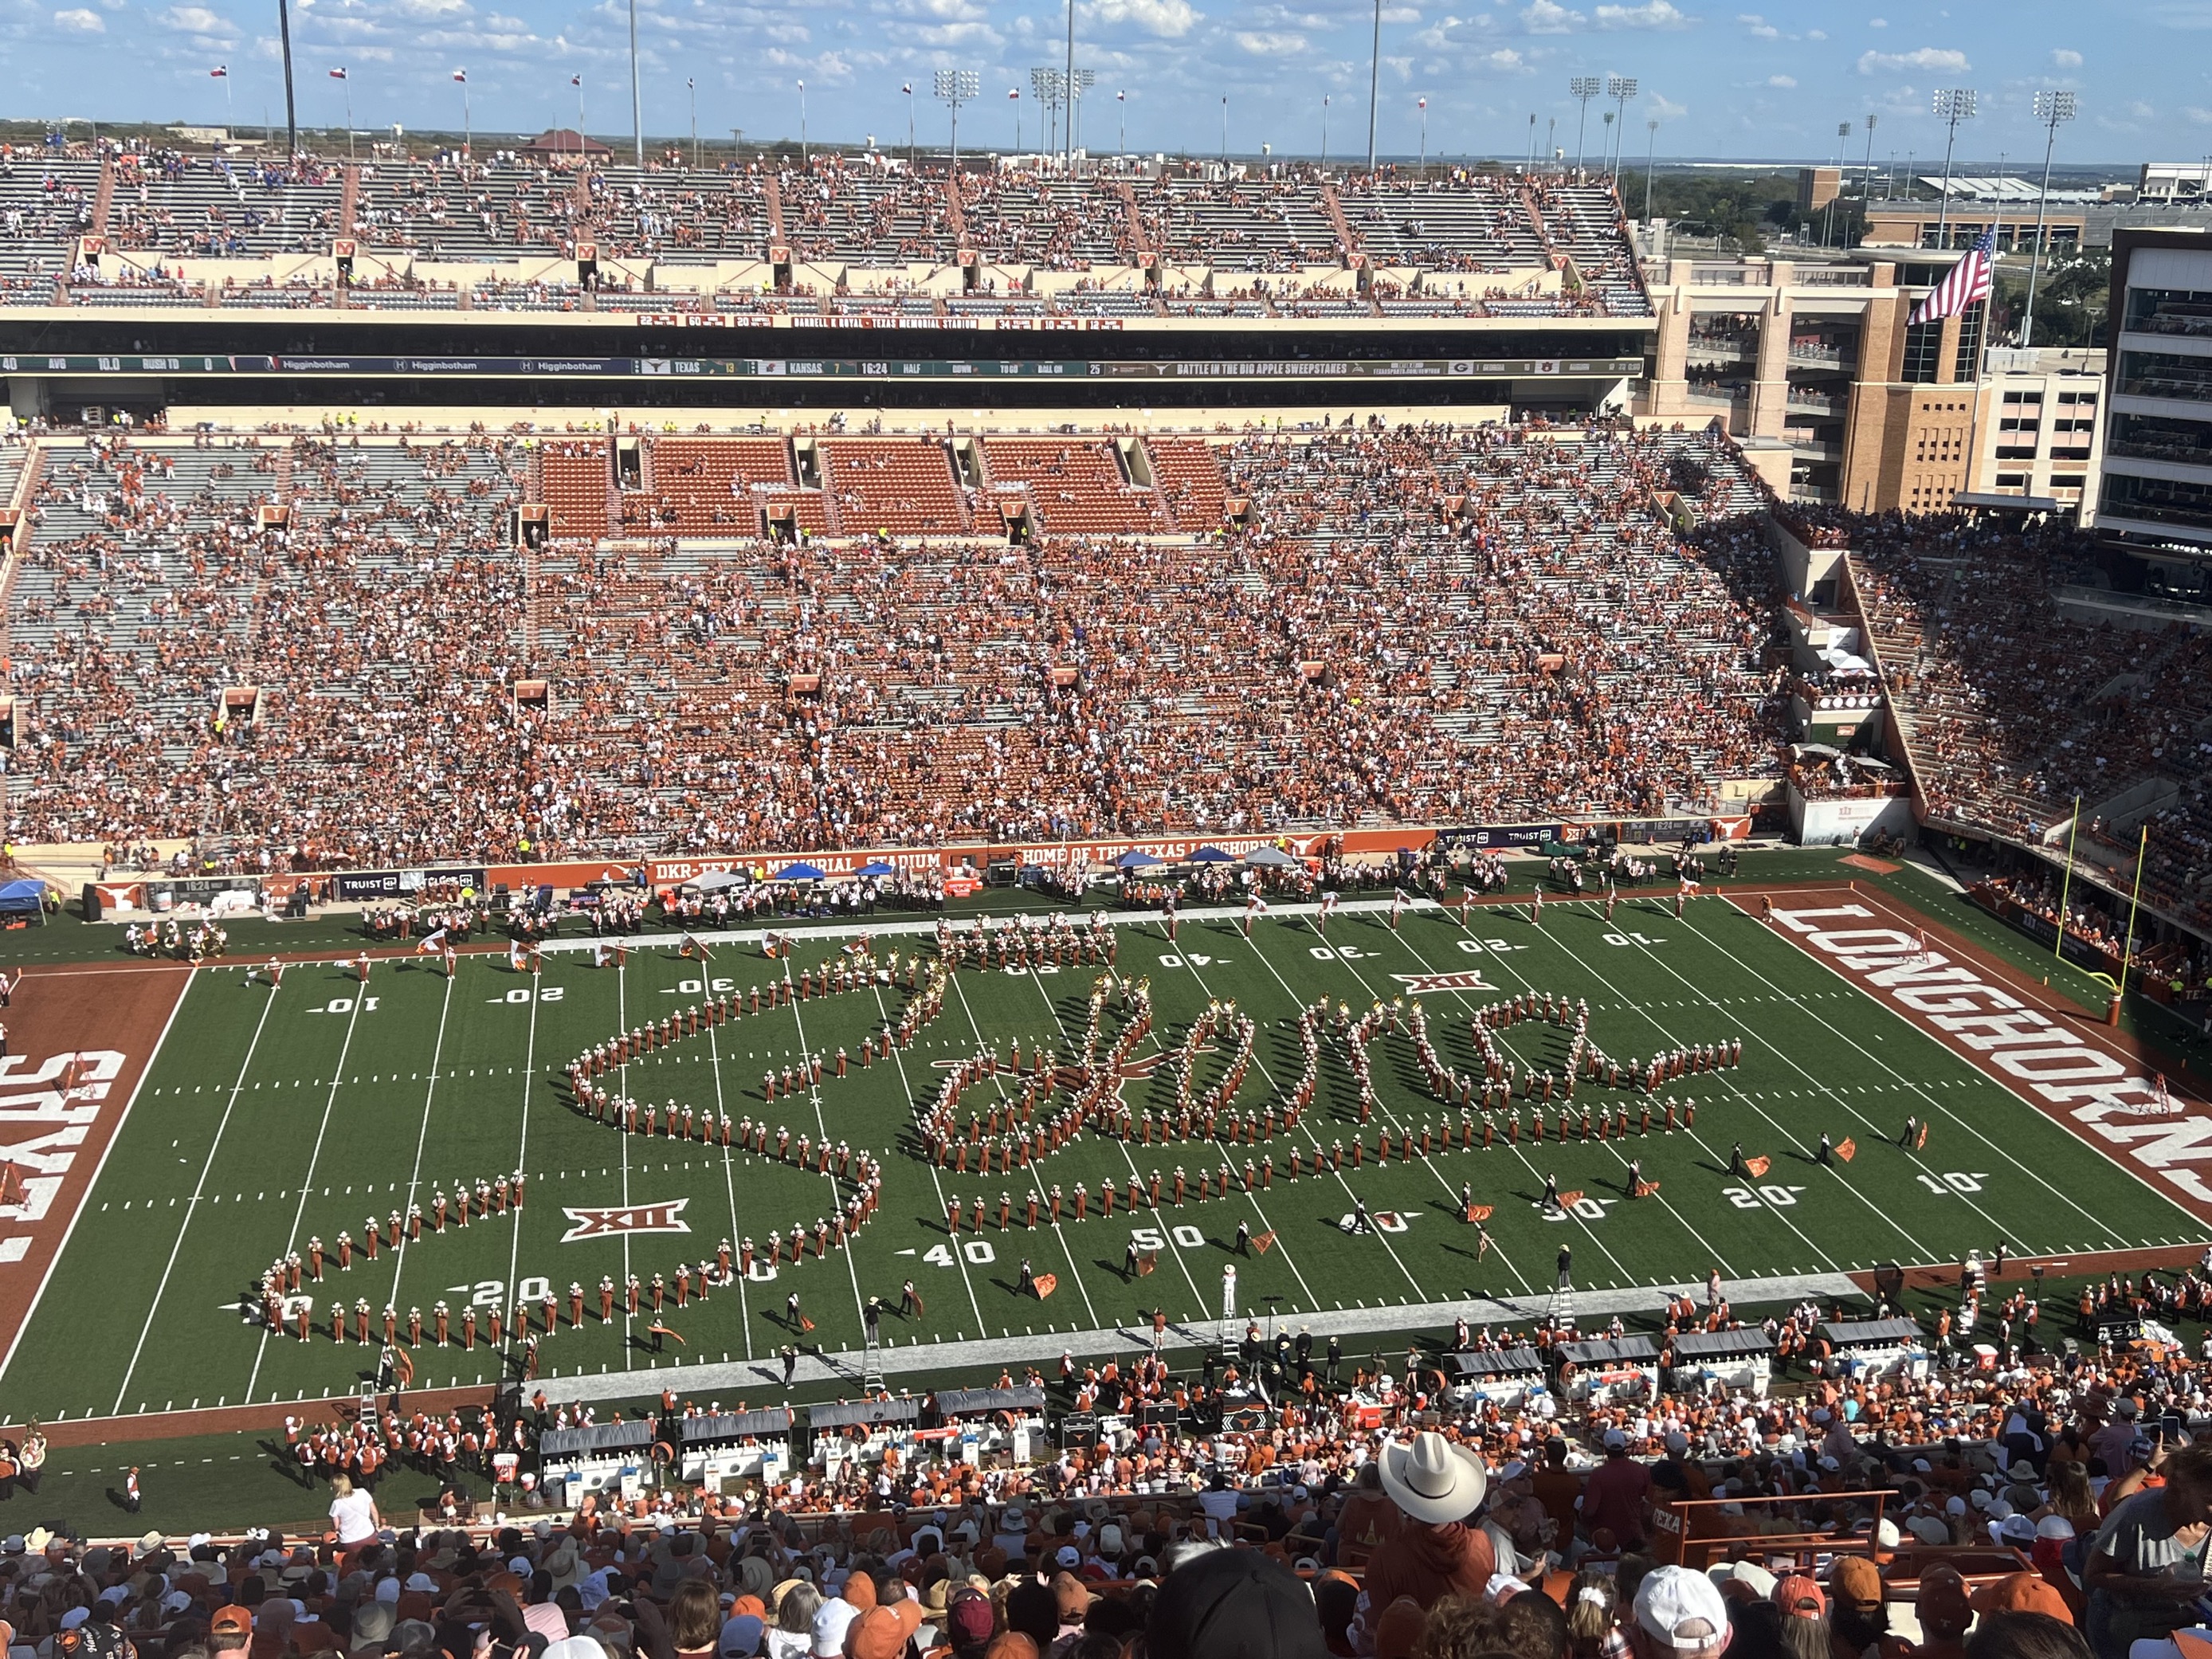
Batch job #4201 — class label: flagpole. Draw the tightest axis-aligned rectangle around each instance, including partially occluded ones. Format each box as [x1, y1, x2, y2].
[2117, 823, 2150, 1002]
[2053, 794, 2081, 963]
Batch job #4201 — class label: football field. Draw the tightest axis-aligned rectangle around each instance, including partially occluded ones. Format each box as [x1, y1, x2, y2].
[3, 879, 2199, 1426]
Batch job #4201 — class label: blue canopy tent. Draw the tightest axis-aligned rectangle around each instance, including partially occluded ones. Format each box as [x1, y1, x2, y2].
[775, 862, 826, 881]
[1189, 847, 1237, 865]
[0, 879, 46, 927]
[855, 861, 897, 877]
[1116, 850, 1163, 869]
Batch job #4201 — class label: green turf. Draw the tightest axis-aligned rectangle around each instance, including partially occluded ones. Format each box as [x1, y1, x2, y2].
[8, 871, 2199, 1427]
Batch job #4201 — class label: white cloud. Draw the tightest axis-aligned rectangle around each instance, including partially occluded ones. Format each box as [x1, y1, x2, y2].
[1868, 14, 1886, 23]
[156, 5, 231, 31]
[1481, 45, 1526, 67]
[1737, 10, 1777, 34]
[1235, 28, 1304, 51]
[1521, 0, 1582, 28]
[1766, 73, 1795, 86]
[2050, 46, 2081, 66]
[1806, 27, 1825, 37]
[1082, 0, 1198, 34]
[1649, 92, 1686, 116]
[1595, 0, 1690, 23]
[1857, 45, 1967, 73]
[2186, 105, 2212, 124]
[51, 6, 102, 30]
[1380, 4, 1422, 18]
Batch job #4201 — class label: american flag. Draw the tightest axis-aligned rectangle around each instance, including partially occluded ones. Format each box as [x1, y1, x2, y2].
[1911, 229, 1995, 326]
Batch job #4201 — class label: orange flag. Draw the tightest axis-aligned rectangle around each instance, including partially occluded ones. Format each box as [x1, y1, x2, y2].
[1033, 1273, 1058, 1300]
[1465, 1204, 1494, 1224]
[1634, 1180, 1661, 1198]
[798, 1314, 817, 1333]
[1136, 1251, 1158, 1277]
[1743, 1155, 1771, 1179]
[1556, 1190, 1584, 1209]
[1251, 1230, 1276, 1255]
[1835, 1137, 1857, 1163]
[1916, 1123, 1930, 1151]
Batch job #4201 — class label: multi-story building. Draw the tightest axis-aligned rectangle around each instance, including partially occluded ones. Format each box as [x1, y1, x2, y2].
[1644, 252, 1997, 511]
[2098, 226, 2212, 593]
[1967, 346, 2105, 514]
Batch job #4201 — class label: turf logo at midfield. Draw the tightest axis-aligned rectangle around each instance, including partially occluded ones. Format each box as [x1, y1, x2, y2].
[1392, 970, 1499, 994]
[559, 1199, 692, 1243]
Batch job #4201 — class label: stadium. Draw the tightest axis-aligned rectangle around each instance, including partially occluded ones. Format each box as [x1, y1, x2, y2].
[0, 19, 2208, 1659]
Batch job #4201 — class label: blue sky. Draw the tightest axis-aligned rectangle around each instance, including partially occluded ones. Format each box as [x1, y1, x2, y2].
[4, 0, 2207, 166]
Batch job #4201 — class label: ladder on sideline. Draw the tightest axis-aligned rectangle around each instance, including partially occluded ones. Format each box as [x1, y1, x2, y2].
[1547, 1284, 1577, 1330]
[861, 1327, 884, 1391]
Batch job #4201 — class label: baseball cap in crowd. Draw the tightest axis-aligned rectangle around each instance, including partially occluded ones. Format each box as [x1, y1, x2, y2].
[543, 1638, 605, 1659]
[1971, 1574, 2073, 1625]
[947, 1590, 995, 1649]
[1916, 1566, 1974, 1641]
[1708, 1562, 1776, 1603]
[210, 1608, 253, 1637]
[811, 1600, 860, 1658]
[718, 1614, 764, 1659]
[1772, 1579, 1826, 1620]
[1634, 1566, 1731, 1651]
[1826, 1557, 1884, 1614]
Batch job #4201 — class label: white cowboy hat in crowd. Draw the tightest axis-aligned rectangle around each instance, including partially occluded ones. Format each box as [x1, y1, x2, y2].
[1377, 1432, 1488, 1525]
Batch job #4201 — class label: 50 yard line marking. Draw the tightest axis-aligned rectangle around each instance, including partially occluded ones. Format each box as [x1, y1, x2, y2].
[940, 968, 1102, 1332]
[245, 980, 368, 1402]
[1212, 920, 1545, 1295]
[109, 973, 278, 1414]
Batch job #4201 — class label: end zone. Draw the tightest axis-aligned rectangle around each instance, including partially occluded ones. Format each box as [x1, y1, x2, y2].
[1741, 886, 2212, 1228]
[0, 963, 193, 1386]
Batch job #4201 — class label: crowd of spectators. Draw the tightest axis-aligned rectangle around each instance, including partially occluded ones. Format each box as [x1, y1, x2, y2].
[1829, 509, 2212, 935]
[24, 1243, 2212, 1659]
[0, 421, 1784, 866]
[0, 140, 1651, 319]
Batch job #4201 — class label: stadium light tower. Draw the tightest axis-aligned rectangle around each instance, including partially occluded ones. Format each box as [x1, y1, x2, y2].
[1365, 0, 1382, 172]
[1030, 69, 1065, 156]
[1607, 76, 1637, 175]
[935, 69, 979, 168]
[1931, 87, 1976, 245]
[628, 0, 642, 166]
[1644, 116, 1658, 222]
[1568, 77, 1602, 179]
[2022, 89, 2077, 346]
[1825, 121, 1849, 245]
[1069, 68, 1096, 161]
[276, 0, 298, 156]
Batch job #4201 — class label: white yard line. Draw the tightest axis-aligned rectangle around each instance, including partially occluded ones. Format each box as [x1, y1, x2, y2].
[380, 967, 459, 1316]
[244, 980, 367, 1402]
[108, 972, 272, 1413]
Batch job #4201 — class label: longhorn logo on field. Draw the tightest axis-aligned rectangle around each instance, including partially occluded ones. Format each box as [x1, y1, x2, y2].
[559, 1198, 692, 1243]
[1390, 970, 1496, 994]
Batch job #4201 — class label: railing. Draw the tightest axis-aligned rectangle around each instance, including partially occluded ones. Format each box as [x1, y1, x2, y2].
[1795, 266, 1870, 287]
[1786, 343, 1848, 367]
[1689, 265, 1757, 285]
